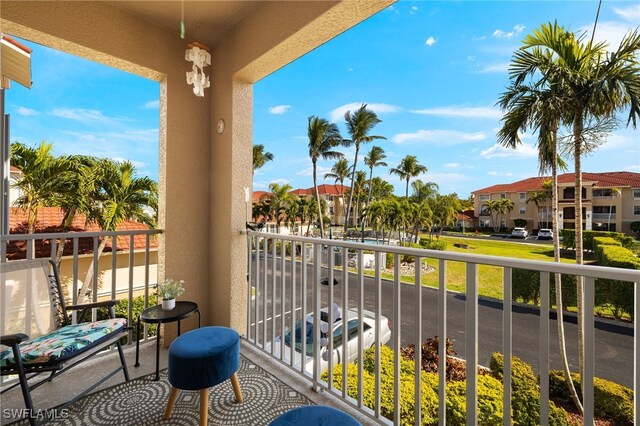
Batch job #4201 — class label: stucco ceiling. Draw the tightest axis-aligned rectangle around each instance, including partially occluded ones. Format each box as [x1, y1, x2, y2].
[107, 1, 262, 48]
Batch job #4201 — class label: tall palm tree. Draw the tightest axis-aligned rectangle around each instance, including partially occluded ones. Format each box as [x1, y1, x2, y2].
[411, 179, 439, 203]
[607, 187, 621, 230]
[324, 158, 350, 222]
[509, 22, 640, 408]
[352, 170, 368, 228]
[307, 116, 343, 238]
[527, 189, 550, 229]
[79, 159, 157, 301]
[252, 144, 274, 176]
[364, 146, 387, 212]
[343, 104, 385, 232]
[368, 177, 395, 201]
[390, 155, 428, 198]
[10, 141, 72, 234]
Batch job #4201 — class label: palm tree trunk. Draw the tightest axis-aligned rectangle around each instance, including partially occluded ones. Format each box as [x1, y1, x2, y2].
[405, 178, 409, 198]
[573, 114, 585, 394]
[366, 168, 374, 217]
[344, 146, 360, 234]
[313, 161, 325, 238]
[551, 127, 583, 415]
[78, 237, 109, 301]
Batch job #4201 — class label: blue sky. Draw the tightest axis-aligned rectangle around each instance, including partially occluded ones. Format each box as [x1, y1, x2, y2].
[6, 1, 640, 198]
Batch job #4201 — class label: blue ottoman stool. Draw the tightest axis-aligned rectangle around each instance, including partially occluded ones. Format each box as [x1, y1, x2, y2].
[164, 326, 243, 426]
[269, 406, 361, 426]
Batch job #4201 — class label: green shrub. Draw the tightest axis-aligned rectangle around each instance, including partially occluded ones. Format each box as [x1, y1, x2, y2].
[549, 370, 633, 425]
[560, 229, 630, 251]
[419, 237, 447, 251]
[594, 244, 639, 319]
[386, 252, 394, 268]
[445, 375, 504, 426]
[96, 295, 158, 340]
[512, 269, 577, 308]
[489, 353, 571, 426]
[514, 218, 528, 228]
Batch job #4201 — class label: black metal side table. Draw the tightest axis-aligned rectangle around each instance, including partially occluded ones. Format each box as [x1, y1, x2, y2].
[134, 301, 201, 381]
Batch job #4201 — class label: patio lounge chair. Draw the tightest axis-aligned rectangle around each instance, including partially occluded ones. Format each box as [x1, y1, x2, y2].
[1, 258, 130, 425]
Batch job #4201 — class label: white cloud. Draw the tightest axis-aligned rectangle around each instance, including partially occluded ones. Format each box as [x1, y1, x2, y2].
[478, 62, 510, 73]
[268, 105, 292, 115]
[111, 157, 148, 169]
[410, 106, 501, 119]
[347, 67, 354, 72]
[613, 5, 640, 22]
[411, 5, 418, 11]
[492, 24, 525, 39]
[598, 133, 639, 151]
[143, 100, 159, 110]
[15, 106, 39, 116]
[487, 171, 514, 176]
[269, 178, 290, 186]
[425, 36, 437, 47]
[392, 129, 486, 144]
[443, 163, 460, 169]
[579, 21, 636, 51]
[480, 142, 537, 159]
[467, 55, 476, 62]
[51, 108, 117, 123]
[329, 102, 400, 122]
[296, 165, 332, 177]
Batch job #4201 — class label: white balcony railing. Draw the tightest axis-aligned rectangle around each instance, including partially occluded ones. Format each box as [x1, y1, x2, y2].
[1, 229, 161, 343]
[592, 213, 616, 220]
[245, 230, 639, 425]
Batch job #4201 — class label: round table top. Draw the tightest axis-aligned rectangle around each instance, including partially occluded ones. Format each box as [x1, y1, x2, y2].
[139, 301, 198, 323]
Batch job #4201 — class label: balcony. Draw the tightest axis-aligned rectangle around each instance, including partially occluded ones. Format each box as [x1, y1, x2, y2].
[2, 230, 639, 425]
[592, 213, 616, 220]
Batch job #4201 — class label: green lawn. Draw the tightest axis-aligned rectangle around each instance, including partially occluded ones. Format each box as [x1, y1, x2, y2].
[356, 235, 572, 301]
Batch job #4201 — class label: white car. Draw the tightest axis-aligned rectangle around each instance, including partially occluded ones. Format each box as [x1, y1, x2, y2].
[537, 229, 553, 240]
[265, 307, 392, 374]
[511, 227, 528, 238]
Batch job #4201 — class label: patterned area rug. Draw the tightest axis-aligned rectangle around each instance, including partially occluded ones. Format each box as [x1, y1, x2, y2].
[11, 356, 313, 425]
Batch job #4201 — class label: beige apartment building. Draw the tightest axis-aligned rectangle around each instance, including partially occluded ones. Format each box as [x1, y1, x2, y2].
[473, 171, 640, 235]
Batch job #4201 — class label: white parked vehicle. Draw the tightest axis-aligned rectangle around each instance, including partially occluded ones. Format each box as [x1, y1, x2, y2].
[265, 306, 392, 374]
[511, 227, 528, 238]
[537, 229, 553, 240]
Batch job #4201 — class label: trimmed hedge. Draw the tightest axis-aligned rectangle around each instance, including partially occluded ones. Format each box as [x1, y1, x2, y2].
[489, 353, 571, 426]
[560, 229, 634, 251]
[549, 370, 633, 425]
[419, 237, 447, 251]
[512, 269, 577, 307]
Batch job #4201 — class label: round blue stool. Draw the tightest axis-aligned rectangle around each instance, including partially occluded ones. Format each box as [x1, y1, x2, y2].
[164, 326, 243, 426]
[269, 406, 361, 426]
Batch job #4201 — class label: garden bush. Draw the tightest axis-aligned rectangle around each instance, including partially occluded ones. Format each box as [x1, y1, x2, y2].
[96, 294, 158, 341]
[445, 375, 504, 425]
[549, 370, 633, 425]
[418, 237, 447, 251]
[514, 218, 528, 228]
[593, 243, 639, 319]
[512, 269, 577, 308]
[489, 353, 571, 426]
[560, 229, 630, 251]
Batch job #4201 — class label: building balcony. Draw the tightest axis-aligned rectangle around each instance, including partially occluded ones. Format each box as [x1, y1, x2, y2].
[2, 230, 639, 425]
[592, 213, 616, 220]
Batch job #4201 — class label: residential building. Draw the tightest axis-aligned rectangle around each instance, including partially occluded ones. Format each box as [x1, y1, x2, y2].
[252, 184, 350, 234]
[455, 209, 478, 230]
[473, 171, 640, 235]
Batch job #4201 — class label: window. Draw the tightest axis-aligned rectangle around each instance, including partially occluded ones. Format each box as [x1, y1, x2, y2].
[479, 194, 490, 202]
[593, 206, 615, 214]
[480, 205, 490, 215]
[519, 207, 526, 215]
[480, 219, 490, 228]
[633, 189, 640, 199]
[329, 207, 334, 215]
[593, 189, 612, 198]
[500, 219, 506, 227]
[500, 193, 507, 199]
[634, 206, 640, 215]
[519, 192, 526, 202]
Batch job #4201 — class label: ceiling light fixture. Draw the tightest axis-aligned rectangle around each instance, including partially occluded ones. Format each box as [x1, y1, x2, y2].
[185, 42, 211, 97]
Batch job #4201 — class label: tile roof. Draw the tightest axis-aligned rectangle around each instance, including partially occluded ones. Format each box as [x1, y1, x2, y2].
[310, 184, 350, 195]
[7, 207, 157, 260]
[290, 188, 312, 196]
[473, 171, 640, 194]
[252, 191, 269, 202]
[10, 165, 20, 173]
[457, 210, 477, 220]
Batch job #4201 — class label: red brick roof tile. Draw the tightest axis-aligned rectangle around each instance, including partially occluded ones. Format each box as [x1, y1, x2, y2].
[8, 207, 157, 260]
[473, 171, 640, 194]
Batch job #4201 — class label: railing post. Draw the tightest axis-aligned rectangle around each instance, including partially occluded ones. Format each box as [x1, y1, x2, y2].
[503, 267, 512, 426]
[438, 258, 447, 426]
[539, 272, 550, 426]
[584, 276, 595, 425]
[414, 255, 422, 426]
[465, 263, 478, 426]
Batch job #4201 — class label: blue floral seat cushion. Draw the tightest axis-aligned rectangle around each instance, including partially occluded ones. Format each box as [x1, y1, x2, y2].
[0, 318, 127, 368]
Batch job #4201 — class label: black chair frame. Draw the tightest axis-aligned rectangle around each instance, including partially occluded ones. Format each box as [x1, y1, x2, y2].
[1, 259, 131, 425]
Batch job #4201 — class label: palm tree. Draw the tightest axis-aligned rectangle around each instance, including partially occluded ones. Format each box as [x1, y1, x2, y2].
[527, 189, 550, 229]
[431, 194, 459, 235]
[252, 144, 274, 176]
[607, 187, 621, 231]
[10, 141, 72, 234]
[324, 158, 350, 221]
[368, 177, 395, 201]
[364, 146, 387, 213]
[365, 199, 388, 243]
[351, 170, 368, 228]
[390, 155, 428, 198]
[265, 183, 295, 233]
[79, 159, 157, 301]
[307, 116, 343, 238]
[483, 198, 513, 232]
[343, 104, 386, 232]
[509, 22, 640, 409]
[408, 201, 432, 244]
[411, 179, 439, 203]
